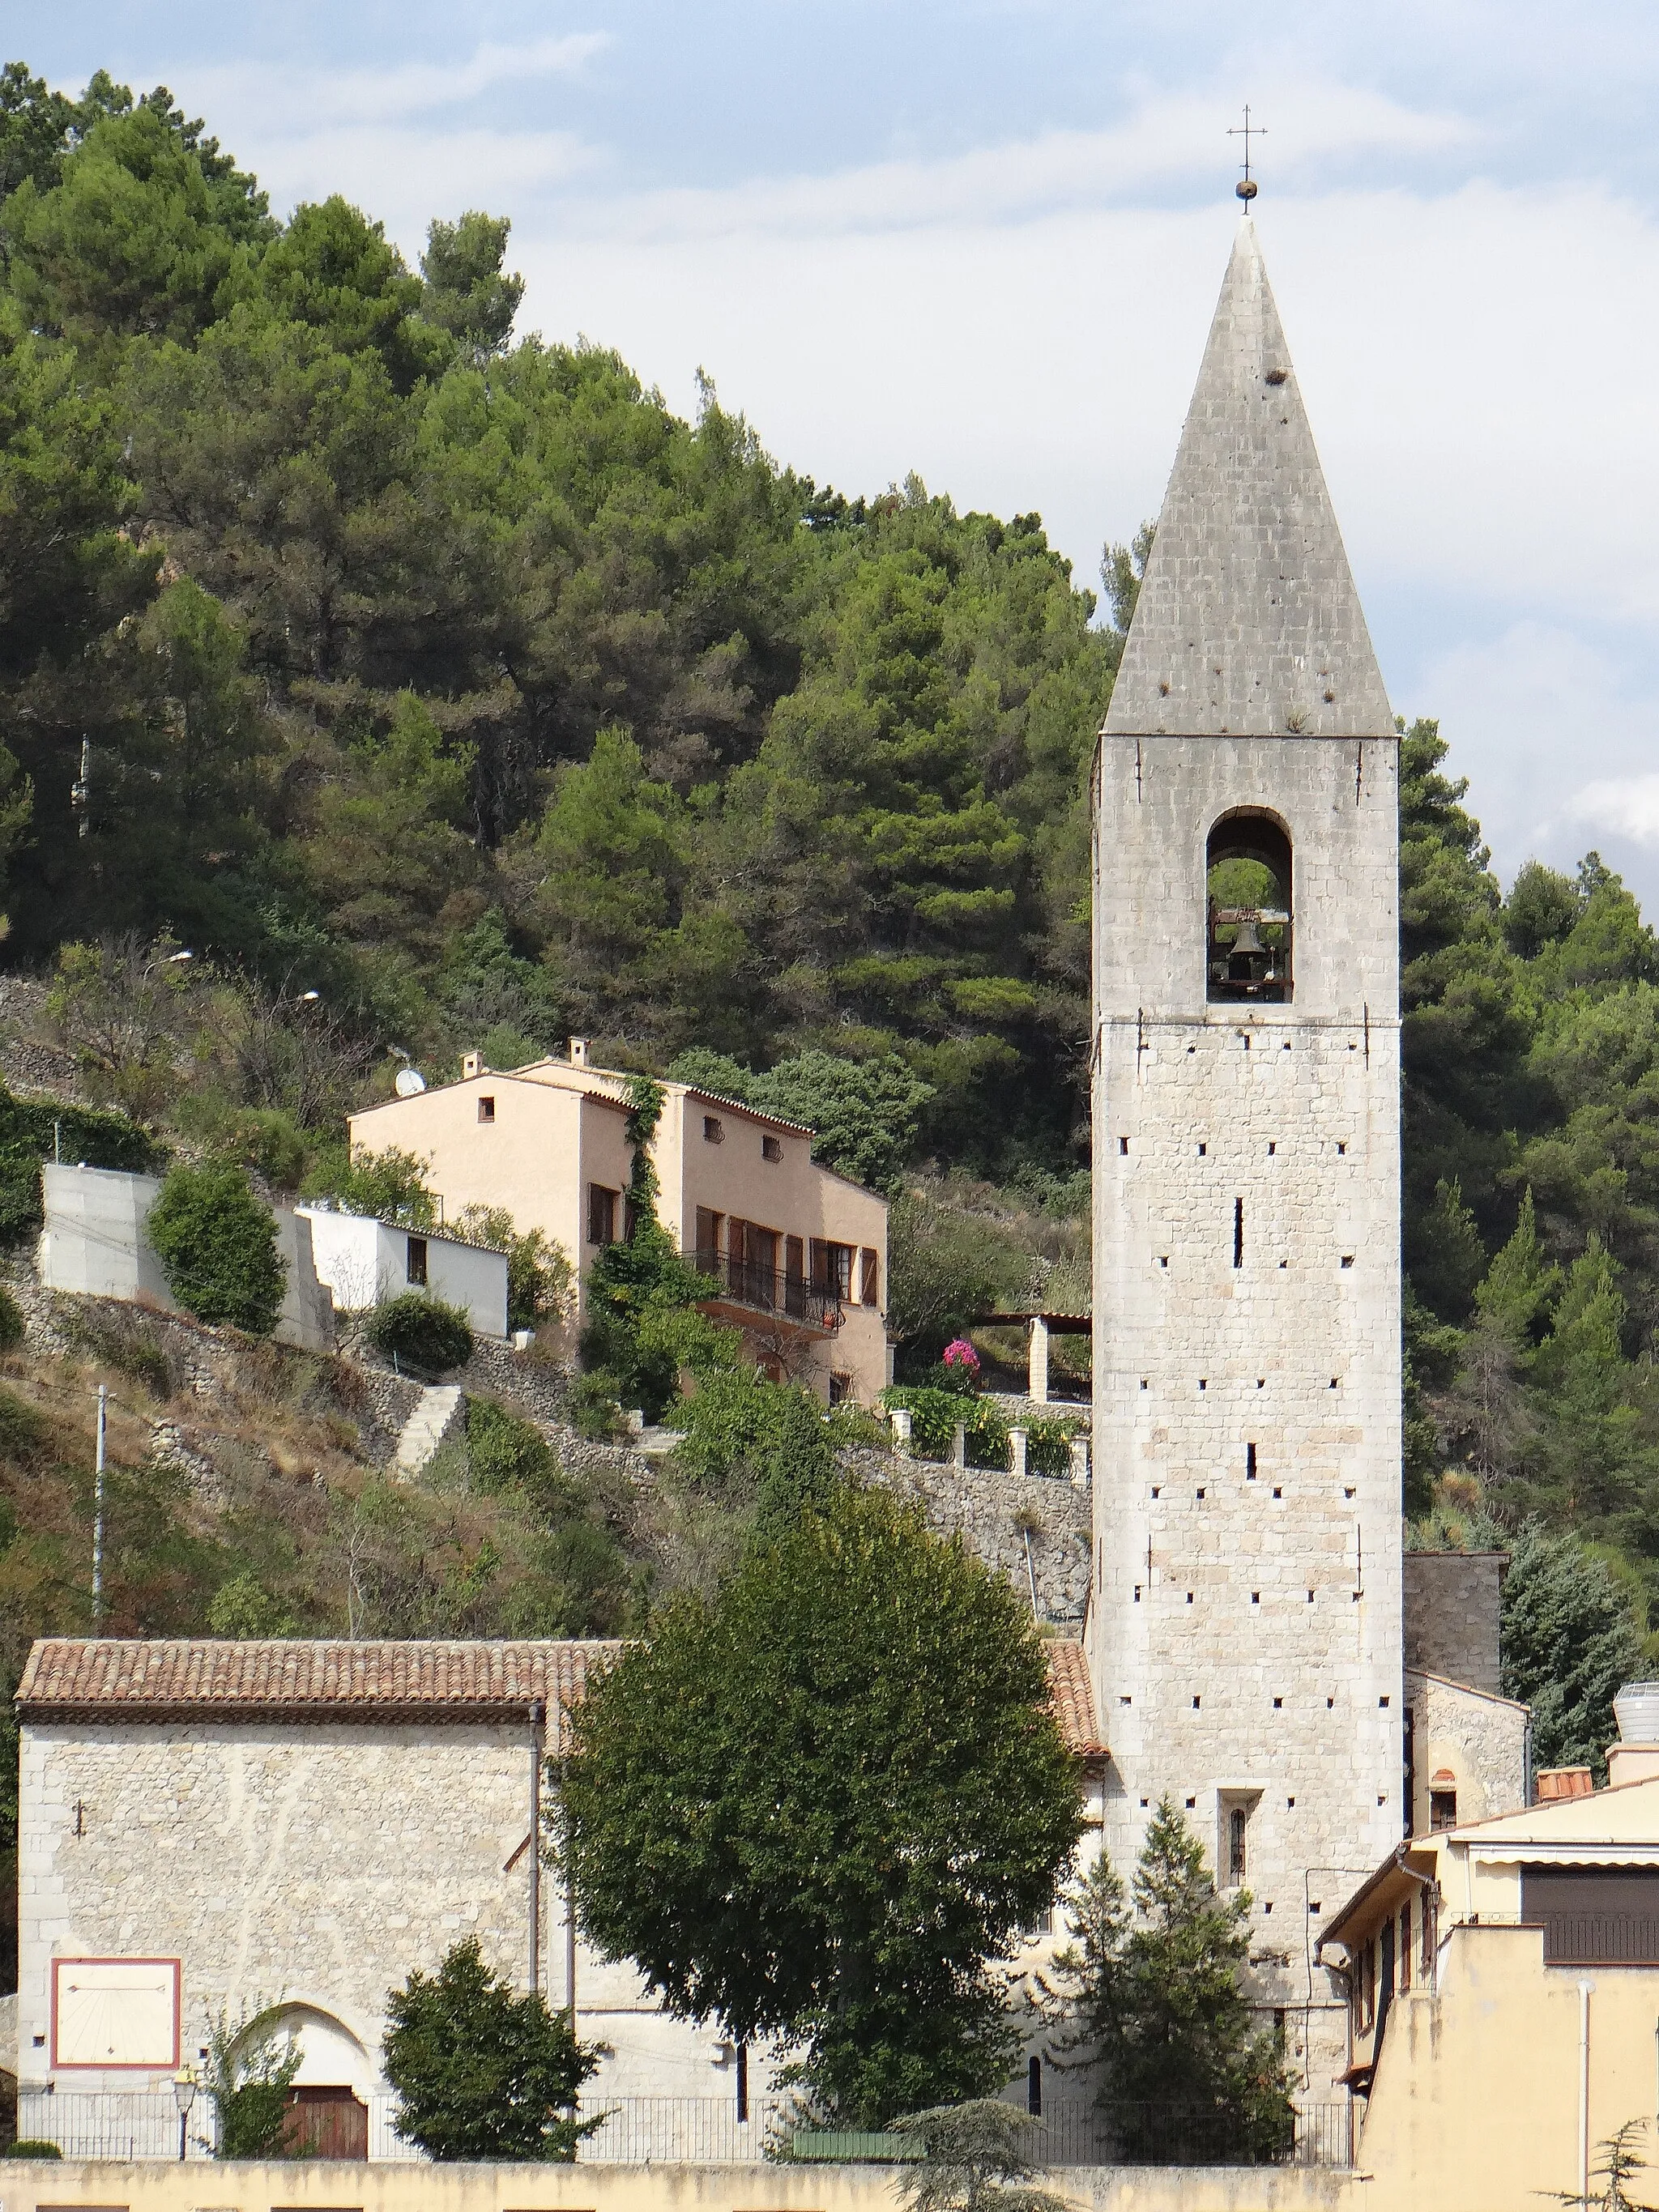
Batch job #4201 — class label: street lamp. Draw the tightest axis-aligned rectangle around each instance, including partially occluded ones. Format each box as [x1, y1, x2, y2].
[173, 2064, 198, 2161]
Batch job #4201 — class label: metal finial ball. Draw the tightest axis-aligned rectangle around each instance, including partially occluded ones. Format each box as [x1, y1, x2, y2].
[1236, 178, 1258, 202]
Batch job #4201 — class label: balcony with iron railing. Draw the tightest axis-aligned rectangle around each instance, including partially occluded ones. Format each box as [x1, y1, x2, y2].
[694, 1250, 844, 1332]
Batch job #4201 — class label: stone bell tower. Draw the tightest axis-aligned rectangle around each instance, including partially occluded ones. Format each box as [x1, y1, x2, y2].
[1090, 215, 1402, 2089]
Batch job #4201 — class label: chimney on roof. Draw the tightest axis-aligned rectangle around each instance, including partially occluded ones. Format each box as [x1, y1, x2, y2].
[462, 1051, 483, 1080]
[569, 1038, 590, 1068]
[1536, 1767, 1595, 1803]
[1607, 1683, 1659, 1787]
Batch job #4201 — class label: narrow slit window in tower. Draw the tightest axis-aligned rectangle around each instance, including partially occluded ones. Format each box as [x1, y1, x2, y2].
[1247, 1441, 1258, 1480]
[1234, 1196, 1244, 1267]
[1228, 1805, 1247, 1884]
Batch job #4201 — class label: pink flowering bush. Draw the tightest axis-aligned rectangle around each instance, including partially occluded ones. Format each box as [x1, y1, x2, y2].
[938, 1337, 981, 1396]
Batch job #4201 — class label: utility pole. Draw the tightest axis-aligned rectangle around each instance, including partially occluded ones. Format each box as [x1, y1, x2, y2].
[92, 1384, 106, 1628]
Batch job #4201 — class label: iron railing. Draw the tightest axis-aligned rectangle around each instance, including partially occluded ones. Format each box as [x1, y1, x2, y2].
[11, 2090, 1350, 2170]
[570, 2097, 1350, 2168]
[13, 2088, 420, 2163]
[695, 1251, 843, 1331]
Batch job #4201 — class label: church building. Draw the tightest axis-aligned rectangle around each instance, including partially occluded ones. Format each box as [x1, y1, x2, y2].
[1090, 213, 1408, 2091]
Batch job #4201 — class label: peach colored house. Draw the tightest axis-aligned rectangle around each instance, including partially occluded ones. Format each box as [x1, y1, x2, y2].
[348, 1043, 890, 1405]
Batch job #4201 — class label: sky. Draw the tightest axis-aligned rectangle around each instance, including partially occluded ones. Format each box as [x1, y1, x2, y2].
[15, 2, 1659, 907]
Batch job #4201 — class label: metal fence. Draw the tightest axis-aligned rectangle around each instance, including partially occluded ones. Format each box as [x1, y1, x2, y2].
[11, 2090, 1350, 2171]
[15, 2088, 220, 2161]
[570, 2098, 1350, 2170]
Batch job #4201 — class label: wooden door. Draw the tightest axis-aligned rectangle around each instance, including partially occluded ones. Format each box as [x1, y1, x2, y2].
[286, 2086, 369, 2160]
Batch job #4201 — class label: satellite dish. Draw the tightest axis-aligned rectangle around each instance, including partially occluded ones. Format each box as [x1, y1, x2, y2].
[394, 1067, 427, 1097]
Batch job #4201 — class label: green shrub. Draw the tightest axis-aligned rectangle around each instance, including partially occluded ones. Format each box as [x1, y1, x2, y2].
[147, 1164, 285, 1333]
[665, 1369, 795, 1485]
[367, 1292, 473, 1374]
[881, 1384, 1011, 1468]
[467, 1397, 579, 1518]
[453, 1206, 574, 1331]
[565, 1370, 622, 1442]
[208, 1573, 296, 1638]
[383, 1936, 600, 2160]
[1025, 1413, 1082, 1479]
[0, 1283, 23, 1350]
[6, 2140, 62, 2159]
[205, 2005, 305, 2160]
[304, 1143, 437, 1227]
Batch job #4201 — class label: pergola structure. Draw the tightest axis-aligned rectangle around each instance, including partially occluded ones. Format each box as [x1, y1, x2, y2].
[969, 1310, 1091, 1403]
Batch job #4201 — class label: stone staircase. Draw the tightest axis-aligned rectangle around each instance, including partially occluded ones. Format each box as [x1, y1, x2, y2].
[394, 1384, 466, 1477]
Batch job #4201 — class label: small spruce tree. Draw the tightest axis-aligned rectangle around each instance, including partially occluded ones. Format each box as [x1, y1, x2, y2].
[753, 1388, 840, 1537]
[1053, 1798, 1296, 2164]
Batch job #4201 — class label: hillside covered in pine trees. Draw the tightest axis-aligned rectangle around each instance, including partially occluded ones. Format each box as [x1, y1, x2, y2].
[5, 63, 1659, 1639]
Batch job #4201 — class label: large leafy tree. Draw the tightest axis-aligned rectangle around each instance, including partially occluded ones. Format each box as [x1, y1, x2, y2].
[561, 1481, 1082, 2124]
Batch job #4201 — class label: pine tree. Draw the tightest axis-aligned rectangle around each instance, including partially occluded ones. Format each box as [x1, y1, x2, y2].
[1052, 1800, 1296, 2164]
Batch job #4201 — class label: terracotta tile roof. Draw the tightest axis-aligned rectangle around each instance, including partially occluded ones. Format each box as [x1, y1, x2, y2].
[1046, 1639, 1107, 1758]
[19, 1634, 1106, 1762]
[15, 1639, 621, 1751]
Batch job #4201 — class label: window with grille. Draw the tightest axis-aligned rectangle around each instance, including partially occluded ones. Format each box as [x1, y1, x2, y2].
[406, 1235, 428, 1286]
[1228, 1805, 1247, 1884]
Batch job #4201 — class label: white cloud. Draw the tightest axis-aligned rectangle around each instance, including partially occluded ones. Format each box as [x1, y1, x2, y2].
[183, 34, 608, 132]
[1571, 775, 1659, 850]
[550, 82, 1481, 245]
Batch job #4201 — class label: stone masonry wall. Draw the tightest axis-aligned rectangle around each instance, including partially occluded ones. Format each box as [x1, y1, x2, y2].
[1403, 1554, 1504, 1698]
[1405, 1668, 1528, 1831]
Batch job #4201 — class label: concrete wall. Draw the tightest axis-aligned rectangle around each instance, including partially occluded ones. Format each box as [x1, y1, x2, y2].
[298, 1209, 510, 1339]
[1092, 733, 1404, 2099]
[1359, 1924, 1659, 2212]
[1401, 1553, 1503, 1698]
[15, 1716, 738, 2110]
[37, 1165, 335, 1353]
[1404, 1669, 1528, 1835]
[0, 2161, 1365, 2212]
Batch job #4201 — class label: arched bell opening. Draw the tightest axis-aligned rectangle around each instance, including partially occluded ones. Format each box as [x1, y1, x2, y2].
[1206, 810, 1293, 1004]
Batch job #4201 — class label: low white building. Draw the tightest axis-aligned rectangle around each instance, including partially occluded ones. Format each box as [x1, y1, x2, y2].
[36, 1164, 335, 1353]
[296, 1208, 510, 1340]
[13, 1635, 1106, 2160]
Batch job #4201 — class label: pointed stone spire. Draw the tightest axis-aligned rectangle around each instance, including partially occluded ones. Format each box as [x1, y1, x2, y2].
[1105, 219, 1393, 739]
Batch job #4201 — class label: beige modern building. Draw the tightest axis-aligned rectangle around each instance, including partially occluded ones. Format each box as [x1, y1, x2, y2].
[1319, 1688, 1659, 2210]
[348, 1044, 889, 1405]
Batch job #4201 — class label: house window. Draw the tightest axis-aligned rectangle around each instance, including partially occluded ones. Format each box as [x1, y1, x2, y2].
[1397, 1905, 1411, 1991]
[477, 1096, 495, 1124]
[785, 1236, 806, 1318]
[587, 1184, 618, 1247]
[1363, 1940, 1375, 2030]
[1421, 1884, 1438, 1981]
[695, 1208, 723, 1274]
[829, 1371, 853, 1405]
[1207, 808, 1292, 1004]
[812, 1240, 854, 1300]
[406, 1235, 429, 1287]
[859, 1247, 881, 1306]
[1429, 1781, 1458, 1832]
[703, 1115, 724, 1144]
[1027, 2055, 1043, 2117]
[762, 1134, 783, 1162]
[1227, 1805, 1247, 1886]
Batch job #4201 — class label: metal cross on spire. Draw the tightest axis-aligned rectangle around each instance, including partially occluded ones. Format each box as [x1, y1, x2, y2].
[1227, 104, 1266, 203]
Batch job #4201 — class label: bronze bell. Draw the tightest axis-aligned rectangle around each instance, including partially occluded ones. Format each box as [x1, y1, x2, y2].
[1230, 914, 1265, 957]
